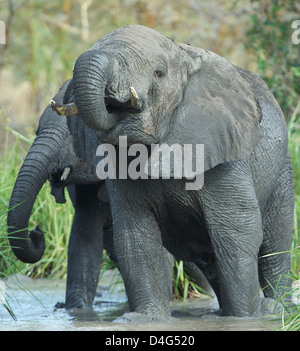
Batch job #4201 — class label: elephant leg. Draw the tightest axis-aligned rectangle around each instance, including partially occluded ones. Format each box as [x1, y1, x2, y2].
[107, 181, 171, 320]
[114, 219, 171, 318]
[65, 185, 104, 309]
[206, 217, 263, 316]
[202, 162, 264, 316]
[259, 160, 294, 303]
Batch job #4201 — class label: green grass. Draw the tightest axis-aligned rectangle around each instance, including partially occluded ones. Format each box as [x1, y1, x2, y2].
[288, 101, 300, 274]
[279, 102, 300, 331]
[172, 260, 213, 300]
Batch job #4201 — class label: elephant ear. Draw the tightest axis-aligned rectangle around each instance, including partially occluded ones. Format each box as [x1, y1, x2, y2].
[156, 47, 262, 176]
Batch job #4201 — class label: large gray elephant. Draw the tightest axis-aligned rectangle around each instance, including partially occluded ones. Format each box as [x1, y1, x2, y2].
[50, 25, 295, 318]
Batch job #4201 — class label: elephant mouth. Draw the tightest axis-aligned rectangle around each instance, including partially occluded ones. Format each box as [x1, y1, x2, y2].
[105, 97, 140, 115]
[51, 84, 145, 137]
[100, 89, 146, 143]
[49, 166, 72, 185]
[49, 166, 72, 203]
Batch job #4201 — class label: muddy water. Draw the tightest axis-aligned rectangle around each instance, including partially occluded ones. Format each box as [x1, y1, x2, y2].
[0, 271, 281, 331]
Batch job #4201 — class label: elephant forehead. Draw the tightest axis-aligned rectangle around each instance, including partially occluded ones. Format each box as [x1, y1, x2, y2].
[92, 25, 174, 53]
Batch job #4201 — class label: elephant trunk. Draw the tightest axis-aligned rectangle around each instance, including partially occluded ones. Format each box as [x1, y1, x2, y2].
[72, 50, 117, 131]
[50, 51, 144, 131]
[7, 123, 68, 263]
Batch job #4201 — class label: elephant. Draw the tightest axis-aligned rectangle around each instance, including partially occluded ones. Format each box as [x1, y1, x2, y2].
[50, 25, 294, 318]
[7, 80, 211, 313]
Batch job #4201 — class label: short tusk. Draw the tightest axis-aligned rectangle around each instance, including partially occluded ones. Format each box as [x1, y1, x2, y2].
[60, 167, 71, 181]
[130, 87, 143, 110]
[50, 100, 78, 116]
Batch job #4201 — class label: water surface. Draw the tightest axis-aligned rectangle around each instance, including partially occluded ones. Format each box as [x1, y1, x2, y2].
[0, 272, 281, 331]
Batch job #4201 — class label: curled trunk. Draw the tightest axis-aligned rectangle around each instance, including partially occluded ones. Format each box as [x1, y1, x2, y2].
[7, 123, 69, 263]
[72, 50, 117, 131]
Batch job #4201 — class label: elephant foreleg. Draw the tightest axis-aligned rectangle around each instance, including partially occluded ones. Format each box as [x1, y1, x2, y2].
[108, 180, 171, 320]
[65, 185, 104, 309]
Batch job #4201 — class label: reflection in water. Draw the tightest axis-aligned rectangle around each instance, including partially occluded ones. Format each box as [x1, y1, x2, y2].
[0, 274, 281, 331]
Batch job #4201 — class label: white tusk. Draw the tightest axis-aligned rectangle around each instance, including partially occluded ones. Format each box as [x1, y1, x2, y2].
[130, 87, 139, 100]
[130, 87, 143, 110]
[60, 167, 71, 181]
[50, 100, 78, 116]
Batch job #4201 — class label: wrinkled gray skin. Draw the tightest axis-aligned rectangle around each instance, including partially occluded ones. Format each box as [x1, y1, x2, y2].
[56, 25, 294, 318]
[7, 81, 210, 311]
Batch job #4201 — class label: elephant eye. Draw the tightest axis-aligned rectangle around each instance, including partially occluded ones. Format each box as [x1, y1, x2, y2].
[154, 69, 165, 78]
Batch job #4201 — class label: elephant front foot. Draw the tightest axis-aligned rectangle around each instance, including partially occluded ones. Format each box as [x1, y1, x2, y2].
[54, 300, 90, 311]
[113, 312, 173, 324]
[57, 294, 93, 311]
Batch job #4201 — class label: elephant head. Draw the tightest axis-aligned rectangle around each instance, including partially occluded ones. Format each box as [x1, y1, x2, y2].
[7, 80, 99, 264]
[52, 25, 262, 175]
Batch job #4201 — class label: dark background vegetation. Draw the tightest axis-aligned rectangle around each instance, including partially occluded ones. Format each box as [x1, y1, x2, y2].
[0, 0, 299, 300]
